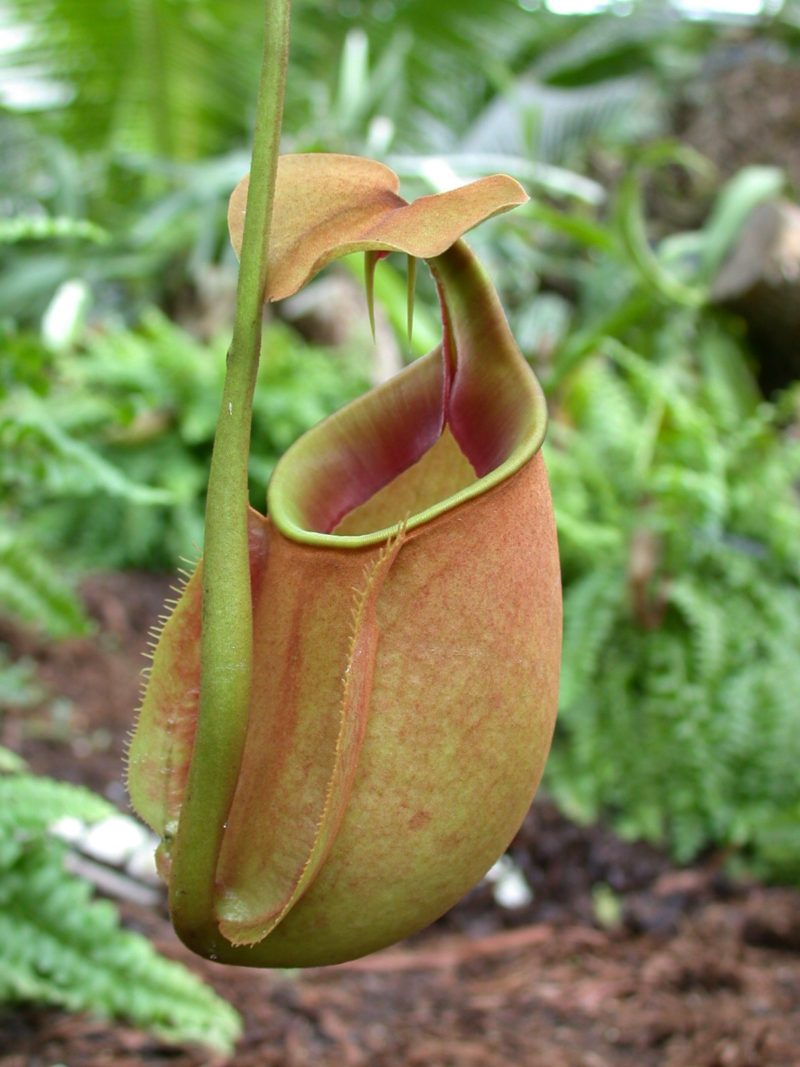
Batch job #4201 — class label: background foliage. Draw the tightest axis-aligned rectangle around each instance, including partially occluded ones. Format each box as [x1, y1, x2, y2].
[0, 747, 241, 1049]
[3, 313, 369, 579]
[547, 343, 800, 877]
[1, 0, 800, 1045]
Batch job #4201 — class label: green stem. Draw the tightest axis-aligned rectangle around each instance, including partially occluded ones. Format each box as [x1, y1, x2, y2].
[169, 0, 292, 955]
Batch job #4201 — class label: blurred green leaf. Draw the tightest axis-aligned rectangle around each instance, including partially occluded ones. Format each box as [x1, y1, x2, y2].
[698, 165, 786, 283]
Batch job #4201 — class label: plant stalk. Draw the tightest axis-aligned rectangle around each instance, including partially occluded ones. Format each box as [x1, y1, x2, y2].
[169, 0, 291, 954]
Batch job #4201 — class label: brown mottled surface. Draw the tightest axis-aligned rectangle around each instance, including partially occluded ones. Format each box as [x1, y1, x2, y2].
[680, 56, 800, 193]
[1, 574, 800, 1067]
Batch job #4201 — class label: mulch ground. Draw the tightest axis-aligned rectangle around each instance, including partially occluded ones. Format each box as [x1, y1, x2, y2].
[1, 573, 799, 1067]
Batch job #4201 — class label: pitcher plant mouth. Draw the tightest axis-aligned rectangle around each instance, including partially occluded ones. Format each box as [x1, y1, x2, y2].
[268, 248, 547, 546]
[226, 154, 547, 547]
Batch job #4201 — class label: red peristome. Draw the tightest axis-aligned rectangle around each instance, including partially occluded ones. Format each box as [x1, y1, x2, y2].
[271, 349, 447, 536]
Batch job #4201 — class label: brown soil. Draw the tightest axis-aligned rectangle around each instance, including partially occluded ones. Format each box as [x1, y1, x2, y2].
[1, 574, 800, 1067]
[679, 56, 800, 195]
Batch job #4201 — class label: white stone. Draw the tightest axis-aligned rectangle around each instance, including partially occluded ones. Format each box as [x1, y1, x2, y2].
[81, 816, 150, 866]
[50, 815, 86, 845]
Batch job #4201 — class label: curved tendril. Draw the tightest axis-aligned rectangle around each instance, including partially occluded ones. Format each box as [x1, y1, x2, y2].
[364, 250, 381, 341]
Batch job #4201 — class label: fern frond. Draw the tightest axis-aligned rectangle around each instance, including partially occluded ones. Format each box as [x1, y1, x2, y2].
[559, 565, 623, 710]
[0, 531, 88, 637]
[666, 578, 726, 682]
[0, 407, 171, 504]
[0, 847, 240, 1051]
[0, 761, 242, 1051]
[547, 335, 800, 879]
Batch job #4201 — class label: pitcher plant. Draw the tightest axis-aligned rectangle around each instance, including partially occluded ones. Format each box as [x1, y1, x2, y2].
[127, 2, 561, 969]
